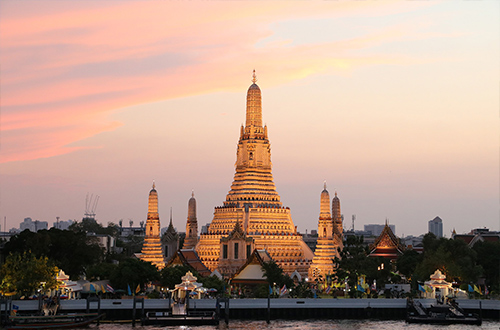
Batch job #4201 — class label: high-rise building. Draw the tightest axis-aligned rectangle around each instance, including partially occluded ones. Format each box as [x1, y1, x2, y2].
[20, 217, 48, 232]
[139, 183, 165, 269]
[183, 191, 198, 249]
[428, 216, 443, 238]
[195, 71, 314, 277]
[308, 183, 343, 282]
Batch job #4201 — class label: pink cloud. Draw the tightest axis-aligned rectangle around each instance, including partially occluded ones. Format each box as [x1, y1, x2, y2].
[0, 1, 440, 163]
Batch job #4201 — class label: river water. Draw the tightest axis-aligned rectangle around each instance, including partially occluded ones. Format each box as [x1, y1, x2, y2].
[98, 320, 500, 330]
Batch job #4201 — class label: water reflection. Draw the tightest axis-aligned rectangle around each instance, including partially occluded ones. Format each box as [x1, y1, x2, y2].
[98, 319, 499, 330]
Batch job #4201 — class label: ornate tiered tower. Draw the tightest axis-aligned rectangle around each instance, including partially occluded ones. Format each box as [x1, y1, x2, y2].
[183, 191, 198, 249]
[162, 208, 179, 262]
[332, 191, 343, 250]
[308, 183, 341, 282]
[139, 182, 165, 269]
[196, 71, 314, 277]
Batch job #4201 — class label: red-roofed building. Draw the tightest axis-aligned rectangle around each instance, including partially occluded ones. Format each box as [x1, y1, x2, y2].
[165, 249, 212, 277]
[368, 223, 405, 260]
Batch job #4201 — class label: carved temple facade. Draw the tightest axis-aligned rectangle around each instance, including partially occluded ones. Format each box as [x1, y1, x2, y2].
[195, 72, 314, 278]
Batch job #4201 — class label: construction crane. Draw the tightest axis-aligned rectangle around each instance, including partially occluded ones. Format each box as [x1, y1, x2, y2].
[84, 193, 99, 220]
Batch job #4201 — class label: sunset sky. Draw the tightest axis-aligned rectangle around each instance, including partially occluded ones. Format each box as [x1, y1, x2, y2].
[0, 1, 498, 237]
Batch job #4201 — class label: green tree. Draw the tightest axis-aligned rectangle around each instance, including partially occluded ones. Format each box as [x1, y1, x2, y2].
[86, 262, 118, 282]
[396, 249, 422, 281]
[0, 252, 58, 296]
[159, 265, 196, 290]
[110, 258, 159, 291]
[472, 240, 500, 292]
[289, 279, 313, 298]
[198, 275, 226, 295]
[334, 236, 392, 296]
[414, 234, 482, 284]
[261, 260, 293, 290]
[4, 228, 104, 279]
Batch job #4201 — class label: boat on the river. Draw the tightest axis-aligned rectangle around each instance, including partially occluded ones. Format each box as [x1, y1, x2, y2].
[406, 299, 481, 325]
[4, 312, 104, 330]
[142, 310, 219, 326]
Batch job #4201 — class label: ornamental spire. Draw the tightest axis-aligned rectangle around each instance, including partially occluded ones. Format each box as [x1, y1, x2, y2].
[246, 70, 262, 128]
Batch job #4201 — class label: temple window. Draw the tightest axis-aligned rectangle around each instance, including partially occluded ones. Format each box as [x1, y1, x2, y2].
[246, 244, 251, 258]
[234, 243, 239, 259]
[223, 244, 228, 259]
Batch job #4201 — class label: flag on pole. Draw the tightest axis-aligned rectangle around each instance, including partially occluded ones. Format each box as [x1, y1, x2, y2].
[101, 285, 106, 293]
[90, 284, 96, 293]
[484, 286, 489, 295]
[269, 285, 273, 295]
[106, 284, 115, 293]
[473, 285, 481, 294]
[418, 284, 426, 293]
[468, 284, 474, 293]
[280, 284, 287, 296]
[357, 284, 365, 293]
[136, 284, 141, 294]
[127, 284, 132, 296]
[424, 285, 432, 293]
[325, 285, 332, 294]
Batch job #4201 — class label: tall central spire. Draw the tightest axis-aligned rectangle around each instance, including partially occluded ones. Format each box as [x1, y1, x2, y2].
[245, 70, 263, 128]
[196, 72, 314, 278]
[227, 71, 279, 208]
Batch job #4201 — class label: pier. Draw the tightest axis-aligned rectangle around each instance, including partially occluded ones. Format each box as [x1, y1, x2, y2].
[1, 298, 498, 322]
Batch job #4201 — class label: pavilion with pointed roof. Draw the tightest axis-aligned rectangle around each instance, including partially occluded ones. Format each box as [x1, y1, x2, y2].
[231, 249, 272, 286]
[369, 222, 405, 260]
[165, 249, 212, 277]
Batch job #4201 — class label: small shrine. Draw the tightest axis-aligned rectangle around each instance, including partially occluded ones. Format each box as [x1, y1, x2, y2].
[172, 271, 204, 301]
[423, 269, 453, 299]
[55, 270, 82, 299]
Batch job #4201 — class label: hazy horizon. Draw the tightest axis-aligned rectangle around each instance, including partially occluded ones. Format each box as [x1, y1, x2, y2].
[1, 1, 498, 238]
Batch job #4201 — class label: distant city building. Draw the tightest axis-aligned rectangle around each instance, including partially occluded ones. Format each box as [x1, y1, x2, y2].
[53, 219, 74, 230]
[365, 224, 396, 237]
[403, 235, 424, 253]
[428, 216, 443, 238]
[453, 227, 500, 247]
[200, 223, 210, 235]
[88, 233, 116, 254]
[302, 231, 318, 252]
[20, 217, 48, 232]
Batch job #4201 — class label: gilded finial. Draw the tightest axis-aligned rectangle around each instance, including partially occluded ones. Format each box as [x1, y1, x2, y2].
[152, 181, 155, 189]
[252, 70, 257, 84]
[191, 190, 194, 198]
[324, 181, 327, 190]
[335, 191, 337, 197]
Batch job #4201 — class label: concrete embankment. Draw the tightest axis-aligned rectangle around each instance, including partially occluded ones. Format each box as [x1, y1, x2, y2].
[5, 298, 499, 321]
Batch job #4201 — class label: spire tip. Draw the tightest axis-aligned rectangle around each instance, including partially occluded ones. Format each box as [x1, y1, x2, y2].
[252, 70, 257, 84]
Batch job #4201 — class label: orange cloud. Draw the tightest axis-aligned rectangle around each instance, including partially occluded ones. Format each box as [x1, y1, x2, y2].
[0, 1, 439, 163]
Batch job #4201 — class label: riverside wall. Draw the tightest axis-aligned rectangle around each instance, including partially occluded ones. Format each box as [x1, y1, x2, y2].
[3, 298, 499, 321]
